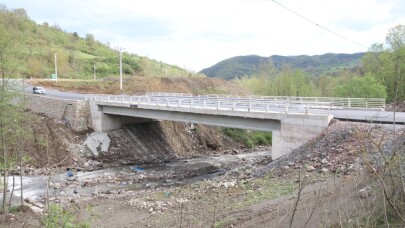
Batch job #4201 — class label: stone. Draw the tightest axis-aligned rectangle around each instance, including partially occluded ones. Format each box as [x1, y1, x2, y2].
[73, 189, 78, 194]
[92, 190, 99, 196]
[24, 197, 36, 204]
[321, 158, 328, 164]
[321, 168, 329, 173]
[26, 204, 43, 215]
[33, 202, 45, 209]
[359, 187, 370, 198]
[85, 132, 111, 156]
[220, 180, 236, 188]
[306, 166, 316, 172]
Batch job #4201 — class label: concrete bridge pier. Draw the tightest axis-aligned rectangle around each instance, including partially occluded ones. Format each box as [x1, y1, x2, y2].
[271, 114, 333, 159]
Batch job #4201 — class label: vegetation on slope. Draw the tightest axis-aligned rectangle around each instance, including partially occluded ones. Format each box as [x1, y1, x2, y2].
[0, 5, 204, 79]
[222, 128, 272, 148]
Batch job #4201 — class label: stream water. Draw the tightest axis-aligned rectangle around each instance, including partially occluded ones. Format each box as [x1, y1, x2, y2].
[1, 150, 270, 205]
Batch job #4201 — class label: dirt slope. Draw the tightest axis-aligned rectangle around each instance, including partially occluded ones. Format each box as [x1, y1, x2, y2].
[18, 113, 245, 171]
[97, 121, 243, 165]
[34, 77, 250, 95]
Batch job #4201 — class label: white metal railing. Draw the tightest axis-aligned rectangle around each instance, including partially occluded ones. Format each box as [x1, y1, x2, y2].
[86, 93, 385, 115]
[203, 94, 386, 109]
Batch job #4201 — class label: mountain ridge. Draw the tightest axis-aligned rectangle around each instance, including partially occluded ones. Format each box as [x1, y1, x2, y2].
[200, 52, 365, 79]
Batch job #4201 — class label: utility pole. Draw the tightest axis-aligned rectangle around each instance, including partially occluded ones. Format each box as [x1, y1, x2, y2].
[54, 53, 58, 82]
[93, 61, 96, 81]
[119, 48, 123, 94]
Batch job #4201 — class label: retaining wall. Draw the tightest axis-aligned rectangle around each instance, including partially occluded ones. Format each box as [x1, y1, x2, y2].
[25, 94, 92, 132]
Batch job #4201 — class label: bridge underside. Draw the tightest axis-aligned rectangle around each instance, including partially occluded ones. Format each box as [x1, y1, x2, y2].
[90, 102, 331, 159]
[99, 105, 281, 132]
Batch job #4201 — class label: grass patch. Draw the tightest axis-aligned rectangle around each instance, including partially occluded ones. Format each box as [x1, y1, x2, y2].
[222, 128, 272, 148]
[43, 203, 92, 228]
[233, 174, 295, 208]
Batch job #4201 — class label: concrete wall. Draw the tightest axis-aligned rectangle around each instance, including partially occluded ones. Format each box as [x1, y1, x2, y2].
[26, 94, 92, 132]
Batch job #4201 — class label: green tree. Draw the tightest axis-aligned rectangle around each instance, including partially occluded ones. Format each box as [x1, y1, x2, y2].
[386, 25, 405, 102]
[362, 25, 405, 102]
[335, 74, 387, 98]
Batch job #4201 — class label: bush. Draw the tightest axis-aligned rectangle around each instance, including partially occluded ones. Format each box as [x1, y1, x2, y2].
[222, 128, 272, 148]
[43, 204, 90, 228]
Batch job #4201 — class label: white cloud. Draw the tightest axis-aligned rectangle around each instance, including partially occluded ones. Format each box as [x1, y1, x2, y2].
[2, 0, 404, 71]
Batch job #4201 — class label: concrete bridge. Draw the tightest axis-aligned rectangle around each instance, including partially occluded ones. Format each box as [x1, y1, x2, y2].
[88, 94, 348, 159]
[23, 90, 393, 159]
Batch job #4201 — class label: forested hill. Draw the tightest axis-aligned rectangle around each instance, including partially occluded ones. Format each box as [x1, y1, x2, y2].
[200, 53, 365, 79]
[0, 5, 196, 79]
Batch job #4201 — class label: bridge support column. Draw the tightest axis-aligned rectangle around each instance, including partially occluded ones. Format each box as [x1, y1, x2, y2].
[271, 114, 332, 159]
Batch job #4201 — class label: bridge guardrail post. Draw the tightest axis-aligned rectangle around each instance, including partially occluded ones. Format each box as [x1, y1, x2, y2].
[266, 103, 269, 112]
[190, 99, 193, 108]
[348, 98, 351, 108]
[232, 101, 236, 111]
[147, 97, 150, 105]
[203, 99, 206, 109]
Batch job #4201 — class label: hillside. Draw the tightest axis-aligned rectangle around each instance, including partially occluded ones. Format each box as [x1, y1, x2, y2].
[34, 77, 250, 95]
[0, 6, 201, 79]
[200, 53, 365, 79]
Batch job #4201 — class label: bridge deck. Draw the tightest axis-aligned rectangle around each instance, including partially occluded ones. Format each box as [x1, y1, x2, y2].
[88, 94, 404, 124]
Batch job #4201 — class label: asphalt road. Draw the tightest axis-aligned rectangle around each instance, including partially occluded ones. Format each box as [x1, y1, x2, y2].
[26, 85, 89, 100]
[23, 83, 405, 125]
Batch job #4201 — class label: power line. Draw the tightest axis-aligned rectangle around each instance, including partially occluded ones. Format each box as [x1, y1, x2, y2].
[270, 0, 368, 48]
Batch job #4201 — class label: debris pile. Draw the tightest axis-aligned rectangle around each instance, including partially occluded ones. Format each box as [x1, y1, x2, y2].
[253, 121, 399, 177]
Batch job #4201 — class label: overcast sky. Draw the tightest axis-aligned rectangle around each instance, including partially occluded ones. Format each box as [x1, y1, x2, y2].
[2, 0, 404, 71]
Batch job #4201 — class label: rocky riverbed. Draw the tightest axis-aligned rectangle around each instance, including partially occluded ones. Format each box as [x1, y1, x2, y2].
[2, 149, 271, 214]
[2, 121, 404, 227]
